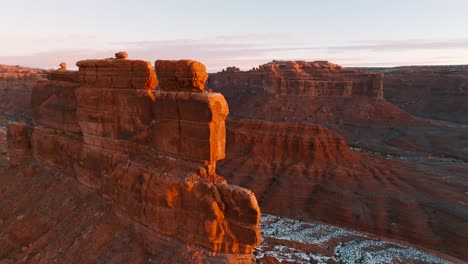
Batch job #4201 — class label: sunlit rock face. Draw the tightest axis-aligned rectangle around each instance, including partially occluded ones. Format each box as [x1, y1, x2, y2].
[209, 60, 383, 98]
[11, 56, 262, 263]
[156, 60, 209, 92]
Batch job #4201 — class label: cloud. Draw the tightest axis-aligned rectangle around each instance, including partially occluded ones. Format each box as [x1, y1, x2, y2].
[1, 35, 467, 72]
[327, 39, 468, 52]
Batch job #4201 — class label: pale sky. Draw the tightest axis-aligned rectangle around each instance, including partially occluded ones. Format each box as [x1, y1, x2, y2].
[1, 0, 467, 72]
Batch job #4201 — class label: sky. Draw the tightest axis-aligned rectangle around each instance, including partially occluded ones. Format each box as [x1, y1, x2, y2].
[1, 0, 468, 72]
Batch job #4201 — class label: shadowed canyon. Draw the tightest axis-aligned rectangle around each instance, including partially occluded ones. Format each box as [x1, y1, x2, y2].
[0, 57, 467, 263]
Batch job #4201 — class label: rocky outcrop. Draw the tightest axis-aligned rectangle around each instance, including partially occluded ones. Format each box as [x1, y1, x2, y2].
[155, 60, 209, 92]
[6, 123, 31, 167]
[361, 65, 468, 124]
[209, 60, 383, 98]
[23, 57, 261, 263]
[0, 65, 48, 122]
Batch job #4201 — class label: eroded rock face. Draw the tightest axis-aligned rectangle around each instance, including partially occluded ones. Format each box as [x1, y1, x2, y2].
[209, 60, 468, 260]
[7, 123, 31, 166]
[0, 162, 262, 263]
[217, 119, 468, 261]
[362, 65, 468, 124]
[156, 60, 209, 92]
[0, 65, 48, 122]
[27, 57, 261, 262]
[0, 123, 7, 165]
[210, 60, 383, 98]
[76, 59, 158, 90]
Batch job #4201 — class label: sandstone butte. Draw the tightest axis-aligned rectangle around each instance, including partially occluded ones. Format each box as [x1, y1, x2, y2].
[209, 60, 468, 261]
[210, 60, 384, 98]
[2, 56, 262, 263]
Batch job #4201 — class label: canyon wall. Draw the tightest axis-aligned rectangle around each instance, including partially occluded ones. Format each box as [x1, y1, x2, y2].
[217, 119, 468, 260]
[209, 60, 383, 98]
[362, 65, 468, 124]
[0, 123, 6, 166]
[208, 61, 468, 260]
[18, 57, 261, 263]
[0, 65, 47, 122]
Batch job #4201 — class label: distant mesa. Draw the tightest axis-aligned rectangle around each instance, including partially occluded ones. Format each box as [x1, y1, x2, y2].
[210, 60, 383, 98]
[224, 66, 240, 73]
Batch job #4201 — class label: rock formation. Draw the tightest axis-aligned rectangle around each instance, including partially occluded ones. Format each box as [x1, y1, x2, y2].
[209, 60, 468, 260]
[155, 60, 209, 92]
[209, 60, 383, 98]
[217, 119, 468, 261]
[8, 57, 262, 263]
[58, 62, 67, 71]
[0, 65, 48, 122]
[361, 65, 468, 124]
[6, 123, 31, 167]
[0, 124, 7, 165]
[115, 51, 129, 59]
[1, 58, 467, 262]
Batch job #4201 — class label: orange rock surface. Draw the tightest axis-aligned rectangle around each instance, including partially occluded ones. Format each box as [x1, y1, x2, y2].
[1, 57, 262, 263]
[156, 60, 209, 92]
[1, 59, 467, 262]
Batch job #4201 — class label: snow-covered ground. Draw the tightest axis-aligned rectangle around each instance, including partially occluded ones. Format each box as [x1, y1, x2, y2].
[255, 214, 456, 264]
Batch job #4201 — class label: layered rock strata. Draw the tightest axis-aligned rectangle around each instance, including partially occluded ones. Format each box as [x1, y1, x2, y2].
[362, 65, 468, 124]
[209, 60, 383, 98]
[209, 60, 468, 260]
[0, 65, 48, 121]
[218, 119, 468, 260]
[155, 60, 209, 92]
[26, 57, 261, 263]
[6, 123, 31, 167]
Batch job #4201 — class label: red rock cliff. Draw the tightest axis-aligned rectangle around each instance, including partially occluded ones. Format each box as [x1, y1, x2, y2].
[26, 57, 261, 263]
[0, 65, 48, 122]
[364, 65, 468, 124]
[209, 60, 383, 99]
[208, 61, 468, 260]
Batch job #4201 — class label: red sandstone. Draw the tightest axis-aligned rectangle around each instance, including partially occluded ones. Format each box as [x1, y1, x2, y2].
[1, 59, 467, 262]
[2, 57, 262, 263]
[209, 60, 468, 260]
[155, 60, 209, 92]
